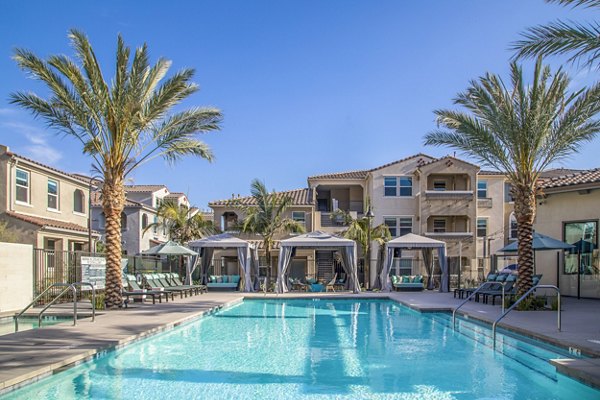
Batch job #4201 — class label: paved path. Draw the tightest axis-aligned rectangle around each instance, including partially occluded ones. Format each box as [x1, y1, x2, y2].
[0, 291, 599, 394]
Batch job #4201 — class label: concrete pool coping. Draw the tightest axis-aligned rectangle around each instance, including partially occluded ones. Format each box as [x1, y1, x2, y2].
[0, 291, 599, 395]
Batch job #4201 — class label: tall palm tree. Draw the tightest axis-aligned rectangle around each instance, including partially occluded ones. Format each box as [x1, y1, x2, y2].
[513, 0, 600, 68]
[330, 209, 391, 287]
[144, 200, 218, 243]
[424, 58, 600, 297]
[236, 179, 305, 282]
[11, 30, 222, 307]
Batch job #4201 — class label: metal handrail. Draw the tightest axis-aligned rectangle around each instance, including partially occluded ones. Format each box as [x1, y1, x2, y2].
[492, 284, 561, 349]
[37, 285, 77, 328]
[452, 282, 497, 330]
[14, 283, 74, 332]
[72, 282, 96, 323]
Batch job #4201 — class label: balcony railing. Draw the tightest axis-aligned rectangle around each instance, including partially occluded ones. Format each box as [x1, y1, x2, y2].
[424, 231, 474, 240]
[424, 190, 474, 199]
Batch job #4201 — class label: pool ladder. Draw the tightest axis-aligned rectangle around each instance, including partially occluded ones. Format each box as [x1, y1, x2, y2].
[14, 282, 96, 332]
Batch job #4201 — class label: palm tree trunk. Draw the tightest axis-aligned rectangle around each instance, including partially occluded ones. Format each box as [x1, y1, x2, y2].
[102, 177, 126, 308]
[514, 185, 536, 298]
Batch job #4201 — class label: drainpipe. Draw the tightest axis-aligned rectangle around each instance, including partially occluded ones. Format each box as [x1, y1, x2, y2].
[88, 177, 92, 252]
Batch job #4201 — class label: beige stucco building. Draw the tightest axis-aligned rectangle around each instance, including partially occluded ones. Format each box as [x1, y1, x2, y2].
[0, 144, 98, 252]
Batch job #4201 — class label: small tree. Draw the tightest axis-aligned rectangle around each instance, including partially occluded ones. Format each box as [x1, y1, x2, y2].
[144, 200, 218, 243]
[235, 179, 305, 282]
[0, 221, 18, 243]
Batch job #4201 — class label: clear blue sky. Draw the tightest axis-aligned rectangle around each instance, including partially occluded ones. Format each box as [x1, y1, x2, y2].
[0, 1, 597, 208]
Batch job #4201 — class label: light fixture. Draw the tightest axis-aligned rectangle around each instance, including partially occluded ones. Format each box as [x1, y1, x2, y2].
[365, 206, 375, 219]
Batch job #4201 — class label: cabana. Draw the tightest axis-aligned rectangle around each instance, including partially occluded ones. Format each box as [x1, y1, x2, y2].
[276, 231, 360, 293]
[380, 233, 449, 292]
[188, 233, 258, 292]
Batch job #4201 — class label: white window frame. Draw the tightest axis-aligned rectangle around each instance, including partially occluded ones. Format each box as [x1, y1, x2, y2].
[384, 216, 413, 237]
[73, 189, 85, 214]
[477, 218, 488, 237]
[509, 213, 517, 240]
[477, 180, 488, 198]
[384, 176, 413, 197]
[47, 179, 59, 211]
[292, 211, 306, 224]
[383, 217, 398, 237]
[15, 168, 30, 204]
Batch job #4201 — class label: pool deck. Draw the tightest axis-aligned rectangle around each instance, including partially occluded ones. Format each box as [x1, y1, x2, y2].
[0, 291, 599, 394]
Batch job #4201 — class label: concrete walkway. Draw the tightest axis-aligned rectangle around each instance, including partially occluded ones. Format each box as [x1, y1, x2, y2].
[0, 291, 599, 394]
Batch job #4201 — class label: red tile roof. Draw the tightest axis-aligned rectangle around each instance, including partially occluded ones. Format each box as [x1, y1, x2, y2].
[308, 153, 436, 180]
[540, 169, 600, 189]
[124, 185, 167, 192]
[4, 211, 92, 233]
[90, 191, 151, 209]
[3, 149, 90, 185]
[209, 188, 312, 206]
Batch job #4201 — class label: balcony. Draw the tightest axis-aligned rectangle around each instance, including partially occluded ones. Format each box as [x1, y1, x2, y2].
[315, 211, 359, 232]
[424, 231, 474, 241]
[424, 190, 474, 200]
[477, 198, 493, 208]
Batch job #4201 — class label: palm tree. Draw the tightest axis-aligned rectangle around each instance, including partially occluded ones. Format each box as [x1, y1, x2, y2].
[144, 200, 218, 243]
[11, 30, 222, 307]
[513, 0, 600, 68]
[235, 179, 305, 283]
[424, 58, 600, 297]
[330, 209, 391, 288]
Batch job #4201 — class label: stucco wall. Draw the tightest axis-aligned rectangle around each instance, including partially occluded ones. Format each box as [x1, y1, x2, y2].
[476, 175, 506, 257]
[0, 242, 33, 313]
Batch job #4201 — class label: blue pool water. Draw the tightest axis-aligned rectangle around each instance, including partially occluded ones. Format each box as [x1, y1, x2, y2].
[2, 299, 598, 399]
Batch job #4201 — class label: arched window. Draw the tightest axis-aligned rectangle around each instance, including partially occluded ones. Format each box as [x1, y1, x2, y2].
[121, 212, 128, 231]
[99, 212, 105, 229]
[509, 212, 517, 240]
[73, 189, 85, 213]
[141, 214, 148, 229]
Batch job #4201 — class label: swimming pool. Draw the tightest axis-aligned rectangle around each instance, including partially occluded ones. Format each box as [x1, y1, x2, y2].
[1, 299, 598, 399]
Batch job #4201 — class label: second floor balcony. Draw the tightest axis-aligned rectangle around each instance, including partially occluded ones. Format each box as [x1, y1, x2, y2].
[423, 215, 474, 241]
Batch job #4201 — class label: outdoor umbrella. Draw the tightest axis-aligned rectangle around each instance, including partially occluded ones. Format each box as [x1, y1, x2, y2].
[498, 232, 574, 275]
[142, 241, 198, 278]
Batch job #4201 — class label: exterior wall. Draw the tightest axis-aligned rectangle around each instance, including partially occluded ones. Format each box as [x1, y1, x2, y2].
[0, 242, 33, 313]
[0, 215, 37, 246]
[212, 205, 314, 234]
[534, 187, 600, 297]
[476, 175, 507, 257]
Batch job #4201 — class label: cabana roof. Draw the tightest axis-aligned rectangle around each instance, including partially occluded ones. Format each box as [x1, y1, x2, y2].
[188, 233, 255, 249]
[279, 231, 355, 248]
[386, 233, 446, 249]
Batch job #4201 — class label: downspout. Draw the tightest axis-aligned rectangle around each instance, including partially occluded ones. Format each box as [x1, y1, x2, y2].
[8, 157, 17, 212]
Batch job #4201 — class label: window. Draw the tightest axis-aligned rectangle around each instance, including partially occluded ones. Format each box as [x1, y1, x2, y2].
[15, 168, 29, 203]
[384, 176, 413, 197]
[477, 218, 488, 237]
[47, 179, 59, 210]
[433, 180, 446, 191]
[384, 217, 397, 237]
[155, 197, 162, 208]
[153, 216, 158, 233]
[509, 213, 517, 240]
[477, 180, 488, 198]
[399, 217, 413, 236]
[98, 213, 105, 229]
[121, 212, 127, 231]
[73, 189, 85, 213]
[141, 214, 148, 229]
[292, 211, 306, 225]
[433, 219, 446, 233]
[504, 183, 514, 203]
[564, 220, 598, 275]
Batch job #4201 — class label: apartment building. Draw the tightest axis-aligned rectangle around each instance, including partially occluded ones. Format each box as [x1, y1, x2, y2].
[90, 185, 176, 255]
[0, 144, 98, 251]
[208, 153, 513, 286]
[533, 169, 600, 299]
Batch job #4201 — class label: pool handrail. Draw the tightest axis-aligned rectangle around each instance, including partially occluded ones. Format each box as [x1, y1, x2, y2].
[71, 282, 96, 323]
[14, 283, 75, 332]
[37, 284, 77, 328]
[452, 281, 496, 330]
[492, 284, 560, 350]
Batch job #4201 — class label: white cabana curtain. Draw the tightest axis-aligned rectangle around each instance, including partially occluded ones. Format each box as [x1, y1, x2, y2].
[340, 246, 360, 293]
[252, 247, 260, 291]
[199, 248, 214, 285]
[439, 246, 449, 292]
[381, 247, 395, 292]
[185, 254, 201, 285]
[237, 246, 255, 292]
[276, 246, 294, 293]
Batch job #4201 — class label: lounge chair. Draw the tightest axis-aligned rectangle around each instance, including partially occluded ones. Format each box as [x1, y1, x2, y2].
[487, 274, 543, 305]
[157, 273, 200, 295]
[480, 275, 517, 304]
[122, 275, 172, 306]
[325, 273, 338, 292]
[288, 277, 308, 292]
[166, 273, 207, 294]
[457, 273, 508, 300]
[144, 274, 189, 299]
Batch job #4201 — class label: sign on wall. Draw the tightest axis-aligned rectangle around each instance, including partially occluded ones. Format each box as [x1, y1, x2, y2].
[81, 256, 106, 289]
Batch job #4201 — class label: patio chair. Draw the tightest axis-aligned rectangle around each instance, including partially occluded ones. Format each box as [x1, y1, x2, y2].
[167, 273, 207, 294]
[325, 273, 338, 292]
[122, 275, 173, 306]
[288, 277, 308, 292]
[144, 274, 189, 299]
[157, 273, 200, 295]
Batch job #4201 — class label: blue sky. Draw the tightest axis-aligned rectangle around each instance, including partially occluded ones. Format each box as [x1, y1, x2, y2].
[0, 1, 597, 208]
